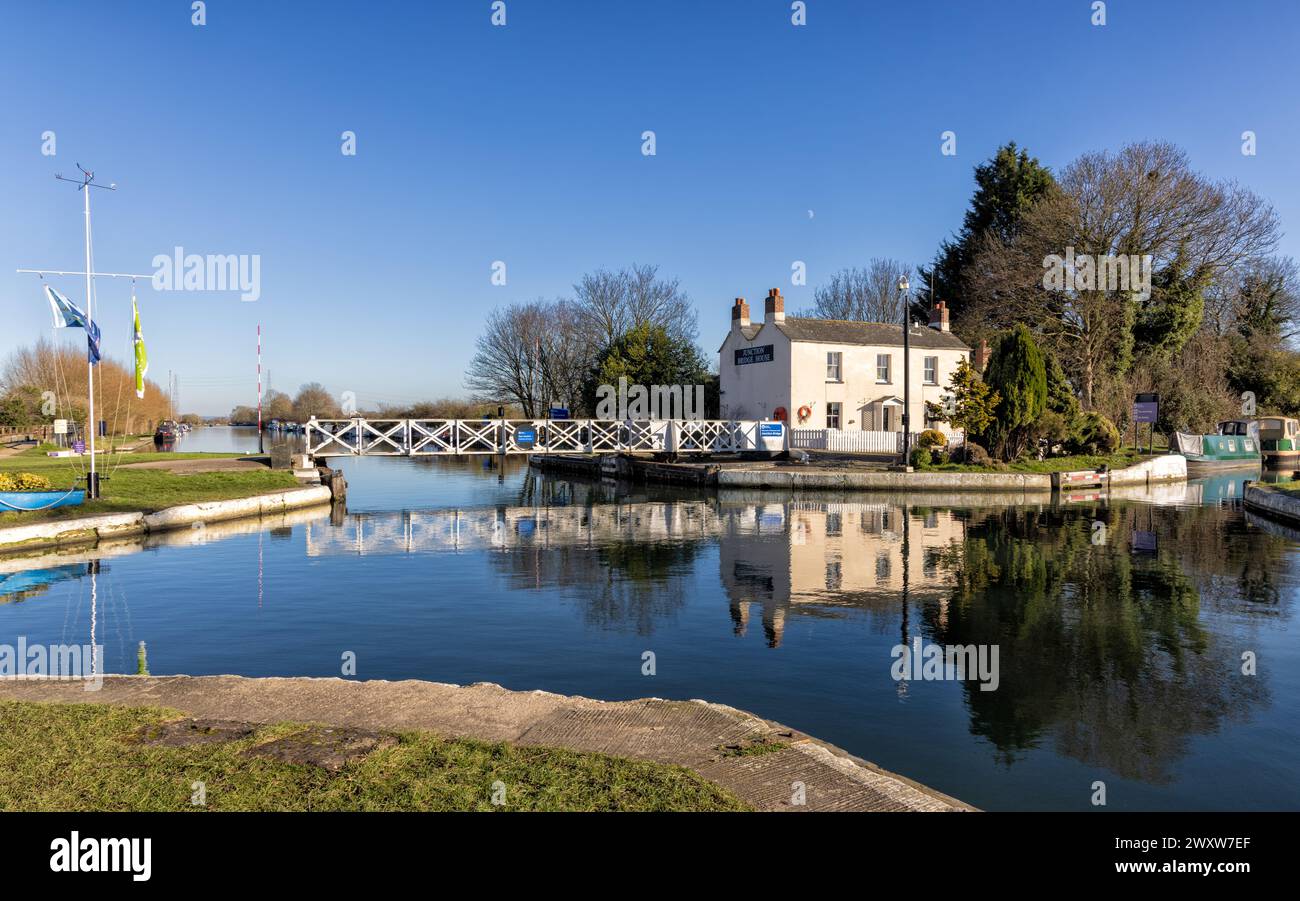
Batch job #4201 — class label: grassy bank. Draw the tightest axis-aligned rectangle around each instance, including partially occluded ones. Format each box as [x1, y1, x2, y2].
[922, 451, 1146, 474]
[0, 701, 747, 812]
[0, 451, 299, 525]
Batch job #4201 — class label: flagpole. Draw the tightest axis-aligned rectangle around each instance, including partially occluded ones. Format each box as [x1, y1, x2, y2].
[83, 177, 98, 498]
[20, 168, 152, 501]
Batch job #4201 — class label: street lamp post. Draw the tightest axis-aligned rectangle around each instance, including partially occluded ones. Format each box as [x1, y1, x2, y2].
[898, 275, 912, 465]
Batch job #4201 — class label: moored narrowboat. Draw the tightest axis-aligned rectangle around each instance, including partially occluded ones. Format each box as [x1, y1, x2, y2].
[1172, 421, 1261, 474]
[1256, 416, 1300, 467]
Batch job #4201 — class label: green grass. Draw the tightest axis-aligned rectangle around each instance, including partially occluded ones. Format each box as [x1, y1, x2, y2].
[719, 737, 789, 757]
[926, 451, 1145, 474]
[0, 701, 748, 812]
[0, 452, 298, 526]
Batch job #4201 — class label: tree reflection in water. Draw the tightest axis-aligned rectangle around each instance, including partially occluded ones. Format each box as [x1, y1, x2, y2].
[926, 504, 1279, 783]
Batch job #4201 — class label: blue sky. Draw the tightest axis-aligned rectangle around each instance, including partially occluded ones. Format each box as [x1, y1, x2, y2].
[3, 0, 1297, 415]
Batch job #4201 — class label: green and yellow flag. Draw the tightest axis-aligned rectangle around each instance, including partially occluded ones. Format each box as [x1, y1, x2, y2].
[132, 297, 148, 399]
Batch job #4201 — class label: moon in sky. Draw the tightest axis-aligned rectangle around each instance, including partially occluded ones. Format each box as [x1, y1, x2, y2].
[807, 209, 814, 219]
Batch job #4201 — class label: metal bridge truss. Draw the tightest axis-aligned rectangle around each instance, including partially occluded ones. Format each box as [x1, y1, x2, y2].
[304, 418, 783, 456]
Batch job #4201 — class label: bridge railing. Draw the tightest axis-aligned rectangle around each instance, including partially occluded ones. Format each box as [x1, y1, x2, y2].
[304, 418, 786, 456]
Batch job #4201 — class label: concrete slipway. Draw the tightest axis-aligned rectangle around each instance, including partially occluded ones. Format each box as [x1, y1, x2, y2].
[0, 676, 974, 812]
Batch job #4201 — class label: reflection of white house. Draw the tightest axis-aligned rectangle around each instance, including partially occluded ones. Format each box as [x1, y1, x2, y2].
[718, 289, 975, 434]
[719, 503, 964, 647]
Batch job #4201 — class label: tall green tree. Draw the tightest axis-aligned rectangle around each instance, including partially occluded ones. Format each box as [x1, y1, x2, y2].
[982, 324, 1048, 460]
[919, 142, 1057, 322]
[581, 323, 713, 417]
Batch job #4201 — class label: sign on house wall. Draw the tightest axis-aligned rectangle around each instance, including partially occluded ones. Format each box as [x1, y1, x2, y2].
[735, 344, 774, 365]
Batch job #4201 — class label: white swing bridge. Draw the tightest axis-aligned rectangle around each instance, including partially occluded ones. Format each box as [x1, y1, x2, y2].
[304, 418, 789, 457]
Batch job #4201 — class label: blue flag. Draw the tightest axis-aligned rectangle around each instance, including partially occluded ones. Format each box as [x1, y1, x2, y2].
[44, 285, 101, 364]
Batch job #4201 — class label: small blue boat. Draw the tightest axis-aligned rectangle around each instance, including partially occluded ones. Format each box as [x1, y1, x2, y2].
[0, 489, 86, 511]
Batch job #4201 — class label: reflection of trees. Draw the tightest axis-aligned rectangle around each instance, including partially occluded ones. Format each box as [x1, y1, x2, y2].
[927, 506, 1271, 783]
[489, 535, 698, 636]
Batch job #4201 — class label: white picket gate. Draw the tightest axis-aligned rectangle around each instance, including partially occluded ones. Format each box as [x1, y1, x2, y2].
[790, 428, 905, 453]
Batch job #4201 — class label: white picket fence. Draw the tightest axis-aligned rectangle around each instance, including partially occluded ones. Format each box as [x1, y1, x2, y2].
[789, 428, 965, 454]
[790, 428, 906, 453]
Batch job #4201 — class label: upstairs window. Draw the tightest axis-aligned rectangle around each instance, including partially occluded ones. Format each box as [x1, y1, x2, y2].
[876, 354, 891, 383]
[924, 356, 938, 385]
[826, 351, 842, 381]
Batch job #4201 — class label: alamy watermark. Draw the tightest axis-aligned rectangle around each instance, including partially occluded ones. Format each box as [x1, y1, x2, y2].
[152, 246, 261, 302]
[1042, 246, 1152, 302]
[1, 637, 104, 690]
[891, 637, 1000, 692]
[594, 377, 705, 420]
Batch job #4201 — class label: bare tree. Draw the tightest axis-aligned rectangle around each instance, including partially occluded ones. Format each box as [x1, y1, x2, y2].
[466, 266, 700, 418]
[573, 263, 697, 349]
[965, 141, 1280, 409]
[803, 258, 912, 323]
[292, 382, 341, 420]
[1205, 256, 1300, 341]
[464, 300, 551, 417]
[537, 299, 589, 413]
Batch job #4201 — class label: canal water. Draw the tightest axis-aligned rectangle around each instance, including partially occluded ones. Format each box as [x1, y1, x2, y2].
[2, 426, 1297, 811]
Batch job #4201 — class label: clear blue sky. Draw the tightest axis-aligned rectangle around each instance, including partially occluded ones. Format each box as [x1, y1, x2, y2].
[3, 0, 1297, 415]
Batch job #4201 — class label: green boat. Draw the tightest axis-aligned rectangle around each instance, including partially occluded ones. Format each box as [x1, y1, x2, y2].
[1173, 421, 1261, 473]
[1256, 417, 1300, 468]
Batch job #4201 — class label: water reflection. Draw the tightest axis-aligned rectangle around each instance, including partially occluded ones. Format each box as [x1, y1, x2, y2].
[1, 470, 1297, 809]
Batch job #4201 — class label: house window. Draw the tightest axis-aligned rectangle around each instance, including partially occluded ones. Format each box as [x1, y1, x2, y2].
[826, 402, 841, 430]
[876, 354, 891, 383]
[924, 356, 938, 385]
[826, 351, 842, 381]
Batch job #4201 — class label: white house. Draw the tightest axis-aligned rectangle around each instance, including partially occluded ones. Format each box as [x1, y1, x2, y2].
[718, 289, 975, 435]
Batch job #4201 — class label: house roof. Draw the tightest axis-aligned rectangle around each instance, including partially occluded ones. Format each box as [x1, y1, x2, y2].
[720, 317, 971, 353]
[777, 317, 970, 350]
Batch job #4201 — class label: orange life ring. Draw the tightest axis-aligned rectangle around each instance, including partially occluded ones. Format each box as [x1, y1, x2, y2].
[797, 405, 812, 423]
[773, 406, 788, 422]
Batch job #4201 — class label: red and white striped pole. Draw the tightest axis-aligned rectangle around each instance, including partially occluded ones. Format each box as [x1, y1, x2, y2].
[257, 324, 263, 453]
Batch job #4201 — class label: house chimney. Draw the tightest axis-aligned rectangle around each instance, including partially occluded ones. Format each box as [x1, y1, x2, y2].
[731, 297, 750, 330]
[764, 288, 785, 324]
[973, 338, 991, 372]
[929, 300, 950, 333]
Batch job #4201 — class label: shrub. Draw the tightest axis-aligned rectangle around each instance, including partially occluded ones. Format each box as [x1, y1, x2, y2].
[1071, 412, 1121, 455]
[1030, 410, 1073, 451]
[917, 429, 947, 449]
[0, 472, 54, 491]
[954, 442, 992, 467]
[909, 445, 933, 469]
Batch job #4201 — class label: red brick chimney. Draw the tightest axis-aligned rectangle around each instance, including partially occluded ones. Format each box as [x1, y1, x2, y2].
[764, 288, 785, 324]
[973, 338, 991, 372]
[929, 300, 950, 333]
[731, 297, 750, 330]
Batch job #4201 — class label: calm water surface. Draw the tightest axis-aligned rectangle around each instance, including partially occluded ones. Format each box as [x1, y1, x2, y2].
[2, 428, 1297, 811]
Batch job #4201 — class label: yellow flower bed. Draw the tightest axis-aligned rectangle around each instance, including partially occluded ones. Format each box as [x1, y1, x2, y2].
[0, 472, 54, 492]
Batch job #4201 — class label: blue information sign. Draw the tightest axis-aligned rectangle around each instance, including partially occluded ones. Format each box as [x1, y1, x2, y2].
[760, 423, 784, 438]
[1132, 402, 1158, 423]
[516, 428, 537, 446]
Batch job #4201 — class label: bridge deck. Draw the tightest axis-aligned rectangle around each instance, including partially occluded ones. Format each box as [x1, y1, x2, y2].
[305, 418, 786, 456]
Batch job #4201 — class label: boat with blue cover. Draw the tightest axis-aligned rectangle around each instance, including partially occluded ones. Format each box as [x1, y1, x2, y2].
[0, 488, 86, 511]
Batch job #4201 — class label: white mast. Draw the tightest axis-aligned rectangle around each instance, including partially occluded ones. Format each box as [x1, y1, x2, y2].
[82, 174, 97, 494]
[17, 166, 154, 499]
